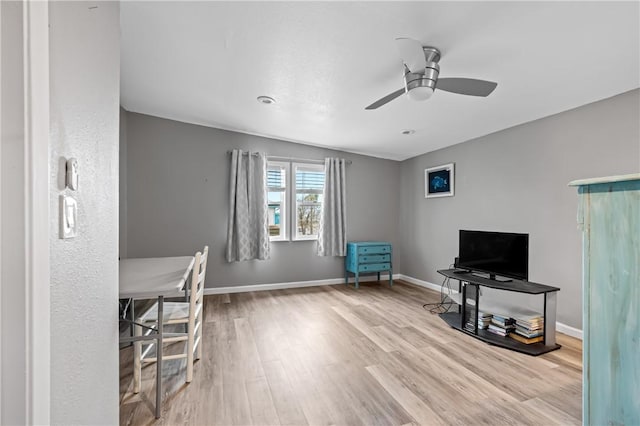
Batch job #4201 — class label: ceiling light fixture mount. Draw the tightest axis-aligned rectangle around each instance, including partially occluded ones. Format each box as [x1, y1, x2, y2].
[401, 129, 415, 135]
[257, 95, 276, 105]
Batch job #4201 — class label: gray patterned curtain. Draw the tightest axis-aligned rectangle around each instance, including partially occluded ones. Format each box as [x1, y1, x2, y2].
[317, 158, 347, 256]
[226, 149, 270, 262]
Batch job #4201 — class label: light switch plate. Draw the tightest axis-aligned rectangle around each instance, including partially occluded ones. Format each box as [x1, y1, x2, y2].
[60, 195, 78, 239]
[66, 158, 79, 190]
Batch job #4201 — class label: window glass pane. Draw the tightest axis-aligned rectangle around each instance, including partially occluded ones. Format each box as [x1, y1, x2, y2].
[267, 167, 285, 189]
[295, 169, 324, 191]
[296, 205, 322, 236]
[268, 203, 282, 236]
[293, 163, 325, 239]
[267, 161, 288, 240]
[268, 191, 283, 203]
[296, 193, 323, 203]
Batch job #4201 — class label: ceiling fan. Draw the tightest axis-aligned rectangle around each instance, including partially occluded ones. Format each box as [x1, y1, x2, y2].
[365, 38, 498, 110]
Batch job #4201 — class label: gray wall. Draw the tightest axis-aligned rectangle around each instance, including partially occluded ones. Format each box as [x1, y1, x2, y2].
[49, 2, 120, 424]
[123, 112, 401, 287]
[399, 89, 640, 330]
[122, 90, 638, 329]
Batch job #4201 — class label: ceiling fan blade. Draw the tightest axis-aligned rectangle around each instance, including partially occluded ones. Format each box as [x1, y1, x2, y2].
[365, 88, 406, 110]
[436, 78, 497, 97]
[395, 38, 426, 73]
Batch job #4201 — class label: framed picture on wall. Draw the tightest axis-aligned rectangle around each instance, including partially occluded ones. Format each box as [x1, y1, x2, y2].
[425, 163, 455, 198]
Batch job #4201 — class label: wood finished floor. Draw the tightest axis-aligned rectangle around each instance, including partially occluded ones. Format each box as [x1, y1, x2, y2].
[119, 280, 582, 426]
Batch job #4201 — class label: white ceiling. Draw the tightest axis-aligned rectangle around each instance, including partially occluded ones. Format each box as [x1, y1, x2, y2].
[120, 2, 640, 161]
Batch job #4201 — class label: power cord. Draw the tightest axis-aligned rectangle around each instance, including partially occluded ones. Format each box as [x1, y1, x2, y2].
[120, 298, 132, 320]
[422, 264, 456, 314]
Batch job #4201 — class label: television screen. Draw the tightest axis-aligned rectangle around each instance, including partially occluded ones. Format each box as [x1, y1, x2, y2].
[458, 230, 529, 280]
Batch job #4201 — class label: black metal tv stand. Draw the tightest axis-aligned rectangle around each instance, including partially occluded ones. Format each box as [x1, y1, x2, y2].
[437, 268, 561, 356]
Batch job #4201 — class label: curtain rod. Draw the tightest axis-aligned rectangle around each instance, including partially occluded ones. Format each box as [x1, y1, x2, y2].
[226, 151, 352, 165]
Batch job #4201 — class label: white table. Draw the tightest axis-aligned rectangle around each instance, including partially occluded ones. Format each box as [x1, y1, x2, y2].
[119, 256, 195, 418]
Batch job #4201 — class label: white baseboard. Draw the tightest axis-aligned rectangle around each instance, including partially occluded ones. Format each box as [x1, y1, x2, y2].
[397, 274, 583, 340]
[396, 274, 455, 293]
[203, 274, 401, 295]
[555, 322, 583, 340]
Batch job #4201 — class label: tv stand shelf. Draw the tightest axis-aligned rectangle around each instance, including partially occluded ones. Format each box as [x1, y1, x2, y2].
[437, 269, 561, 356]
[448, 270, 559, 293]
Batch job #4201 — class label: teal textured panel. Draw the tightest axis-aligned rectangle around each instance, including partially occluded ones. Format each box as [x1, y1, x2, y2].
[580, 179, 640, 425]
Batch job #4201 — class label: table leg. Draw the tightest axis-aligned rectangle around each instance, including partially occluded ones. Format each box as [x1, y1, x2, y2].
[389, 268, 393, 286]
[133, 323, 141, 394]
[130, 299, 135, 338]
[355, 270, 359, 289]
[156, 296, 164, 418]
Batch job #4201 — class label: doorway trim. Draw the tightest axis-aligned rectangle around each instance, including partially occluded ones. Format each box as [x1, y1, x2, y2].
[0, 1, 50, 423]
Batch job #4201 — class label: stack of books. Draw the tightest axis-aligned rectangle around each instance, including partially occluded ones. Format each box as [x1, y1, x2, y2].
[477, 311, 492, 329]
[487, 314, 515, 337]
[510, 315, 544, 344]
[464, 310, 493, 332]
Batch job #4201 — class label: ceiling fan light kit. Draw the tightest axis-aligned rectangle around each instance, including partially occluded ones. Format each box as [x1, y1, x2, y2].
[404, 49, 440, 101]
[365, 38, 498, 110]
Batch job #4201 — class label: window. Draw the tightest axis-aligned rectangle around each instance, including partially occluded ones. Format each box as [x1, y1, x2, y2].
[267, 162, 289, 241]
[293, 163, 324, 240]
[267, 160, 325, 241]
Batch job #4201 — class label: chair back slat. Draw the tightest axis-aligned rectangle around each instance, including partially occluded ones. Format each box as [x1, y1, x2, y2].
[189, 252, 202, 309]
[196, 285, 204, 302]
[197, 270, 206, 285]
[200, 246, 208, 288]
[188, 246, 209, 313]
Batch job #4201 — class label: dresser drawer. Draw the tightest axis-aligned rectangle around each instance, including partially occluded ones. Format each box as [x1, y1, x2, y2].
[357, 245, 391, 255]
[359, 254, 390, 263]
[358, 262, 391, 272]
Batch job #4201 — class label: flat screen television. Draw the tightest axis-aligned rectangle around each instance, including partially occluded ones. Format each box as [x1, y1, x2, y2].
[457, 230, 529, 281]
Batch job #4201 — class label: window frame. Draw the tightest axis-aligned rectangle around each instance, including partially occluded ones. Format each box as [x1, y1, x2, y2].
[266, 159, 326, 242]
[266, 161, 290, 242]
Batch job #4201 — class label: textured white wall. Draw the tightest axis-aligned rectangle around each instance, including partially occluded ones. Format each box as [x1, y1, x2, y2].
[49, 2, 120, 424]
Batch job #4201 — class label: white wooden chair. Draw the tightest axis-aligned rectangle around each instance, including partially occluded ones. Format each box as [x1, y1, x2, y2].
[133, 246, 208, 392]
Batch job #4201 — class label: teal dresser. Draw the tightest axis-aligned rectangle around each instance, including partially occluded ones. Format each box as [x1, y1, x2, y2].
[570, 174, 639, 426]
[345, 241, 392, 289]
